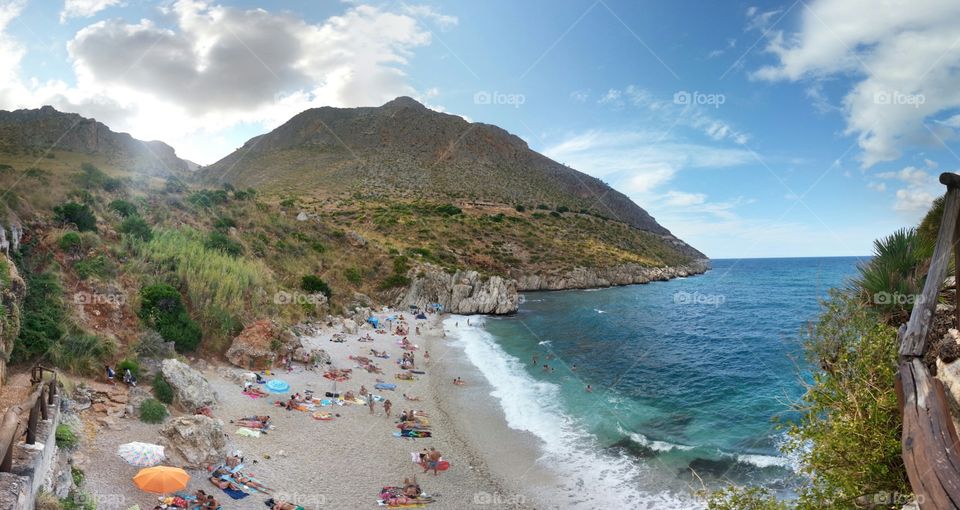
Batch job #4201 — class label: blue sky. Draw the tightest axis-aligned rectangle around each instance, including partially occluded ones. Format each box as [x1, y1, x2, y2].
[1, 0, 959, 258]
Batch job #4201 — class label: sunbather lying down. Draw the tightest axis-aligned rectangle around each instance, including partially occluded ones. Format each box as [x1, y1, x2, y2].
[210, 467, 273, 493]
[266, 499, 303, 510]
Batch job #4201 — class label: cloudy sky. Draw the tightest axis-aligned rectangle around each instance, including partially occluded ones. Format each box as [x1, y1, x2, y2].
[1, 0, 959, 258]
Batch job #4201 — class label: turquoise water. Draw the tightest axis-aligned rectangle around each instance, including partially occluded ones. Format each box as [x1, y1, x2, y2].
[468, 257, 865, 502]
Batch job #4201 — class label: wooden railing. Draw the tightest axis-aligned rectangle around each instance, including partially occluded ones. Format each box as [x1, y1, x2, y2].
[898, 173, 960, 509]
[0, 366, 58, 472]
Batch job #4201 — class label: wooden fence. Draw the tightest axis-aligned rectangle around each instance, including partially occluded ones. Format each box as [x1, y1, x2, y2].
[898, 172, 960, 509]
[0, 366, 57, 473]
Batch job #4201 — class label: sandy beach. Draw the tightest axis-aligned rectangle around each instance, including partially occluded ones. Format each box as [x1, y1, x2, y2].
[78, 312, 544, 510]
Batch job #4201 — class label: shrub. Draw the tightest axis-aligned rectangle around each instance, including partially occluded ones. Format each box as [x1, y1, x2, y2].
[36, 491, 62, 510]
[233, 188, 256, 200]
[138, 284, 202, 352]
[59, 232, 82, 253]
[62, 490, 95, 510]
[435, 204, 462, 216]
[205, 231, 243, 257]
[164, 177, 187, 193]
[53, 202, 97, 232]
[139, 399, 168, 423]
[380, 273, 410, 289]
[549, 211, 561, 218]
[46, 332, 116, 375]
[705, 486, 787, 510]
[310, 241, 327, 253]
[13, 271, 65, 363]
[345, 267, 362, 285]
[515, 204, 526, 212]
[152, 373, 174, 404]
[140, 229, 268, 347]
[852, 228, 930, 323]
[785, 291, 907, 507]
[55, 424, 79, 449]
[301, 275, 332, 298]
[556, 205, 569, 213]
[117, 358, 139, 378]
[213, 217, 237, 230]
[71, 466, 84, 487]
[102, 177, 124, 192]
[78, 162, 107, 189]
[135, 329, 171, 359]
[119, 216, 153, 241]
[109, 199, 138, 218]
[74, 255, 110, 280]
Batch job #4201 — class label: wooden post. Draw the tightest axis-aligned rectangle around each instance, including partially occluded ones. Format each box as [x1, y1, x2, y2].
[48, 379, 55, 405]
[39, 388, 48, 421]
[900, 174, 960, 358]
[26, 400, 38, 445]
[955, 215, 960, 331]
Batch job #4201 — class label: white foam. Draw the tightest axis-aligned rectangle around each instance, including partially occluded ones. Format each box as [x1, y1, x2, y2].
[627, 431, 695, 452]
[594, 308, 606, 314]
[445, 316, 700, 509]
[735, 453, 793, 469]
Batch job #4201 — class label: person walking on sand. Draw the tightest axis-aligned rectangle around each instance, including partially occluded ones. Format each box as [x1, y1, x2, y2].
[424, 351, 430, 365]
[368, 394, 376, 414]
[383, 399, 393, 417]
[423, 447, 442, 476]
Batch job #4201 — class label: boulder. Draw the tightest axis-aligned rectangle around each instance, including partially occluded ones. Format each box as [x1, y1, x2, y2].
[399, 265, 519, 314]
[342, 319, 358, 335]
[296, 211, 308, 221]
[160, 359, 217, 410]
[346, 231, 367, 247]
[226, 320, 290, 370]
[159, 415, 226, 469]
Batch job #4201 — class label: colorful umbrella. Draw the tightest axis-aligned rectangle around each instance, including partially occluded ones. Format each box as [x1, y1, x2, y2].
[117, 442, 165, 467]
[133, 466, 190, 494]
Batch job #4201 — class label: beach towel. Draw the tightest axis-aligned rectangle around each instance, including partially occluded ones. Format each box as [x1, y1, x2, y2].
[242, 390, 266, 399]
[221, 487, 248, 500]
[312, 411, 334, 420]
[394, 429, 432, 438]
[235, 427, 261, 438]
[375, 383, 396, 391]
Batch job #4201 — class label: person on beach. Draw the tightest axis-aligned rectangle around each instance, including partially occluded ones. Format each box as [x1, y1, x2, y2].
[203, 494, 219, 510]
[368, 395, 376, 414]
[423, 448, 442, 475]
[105, 365, 116, 385]
[359, 385, 368, 397]
[403, 476, 422, 497]
[404, 393, 421, 401]
[586, 385, 592, 392]
[383, 399, 393, 417]
[453, 377, 465, 385]
[424, 351, 430, 365]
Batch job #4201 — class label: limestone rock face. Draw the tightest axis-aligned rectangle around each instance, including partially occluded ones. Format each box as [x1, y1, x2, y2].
[512, 260, 710, 291]
[160, 359, 217, 410]
[399, 266, 519, 314]
[159, 415, 226, 468]
[226, 320, 294, 370]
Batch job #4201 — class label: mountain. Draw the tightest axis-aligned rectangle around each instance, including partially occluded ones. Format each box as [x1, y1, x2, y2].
[0, 105, 190, 174]
[198, 97, 702, 257]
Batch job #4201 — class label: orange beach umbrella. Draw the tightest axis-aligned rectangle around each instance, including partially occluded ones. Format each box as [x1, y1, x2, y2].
[132, 466, 190, 494]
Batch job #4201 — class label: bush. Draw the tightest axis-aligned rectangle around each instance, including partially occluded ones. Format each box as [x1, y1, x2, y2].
[152, 373, 174, 404]
[13, 271, 66, 363]
[784, 290, 907, 507]
[109, 199, 138, 218]
[78, 162, 107, 189]
[164, 177, 187, 193]
[71, 466, 84, 487]
[135, 329, 171, 359]
[515, 204, 526, 212]
[138, 284, 202, 352]
[62, 490, 95, 510]
[852, 228, 930, 323]
[102, 177, 124, 192]
[55, 424, 79, 449]
[119, 216, 153, 241]
[556, 205, 570, 213]
[310, 241, 327, 253]
[301, 275, 332, 298]
[139, 399, 168, 424]
[205, 231, 243, 257]
[117, 358, 139, 378]
[213, 217, 237, 230]
[345, 267, 362, 285]
[435, 204, 462, 216]
[74, 255, 110, 280]
[705, 486, 787, 510]
[380, 273, 410, 289]
[46, 332, 116, 375]
[53, 202, 97, 232]
[59, 232, 82, 253]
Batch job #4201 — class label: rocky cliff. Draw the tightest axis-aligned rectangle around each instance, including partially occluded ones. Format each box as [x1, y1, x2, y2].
[399, 260, 710, 315]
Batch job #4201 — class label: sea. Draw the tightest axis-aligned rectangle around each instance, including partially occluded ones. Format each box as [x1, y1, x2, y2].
[445, 256, 867, 508]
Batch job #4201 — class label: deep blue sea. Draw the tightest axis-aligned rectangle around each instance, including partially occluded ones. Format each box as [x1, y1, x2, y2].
[448, 257, 867, 507]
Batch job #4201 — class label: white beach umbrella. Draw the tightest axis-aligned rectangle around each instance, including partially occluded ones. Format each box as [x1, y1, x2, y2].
[117, 442, 165, 467]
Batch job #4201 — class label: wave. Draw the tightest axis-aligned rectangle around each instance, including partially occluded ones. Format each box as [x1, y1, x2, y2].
[594, 308, 607, 314]
[445, 317, 699, 509]
[537, 340, 551, 346]
[626, 431, 695, 453]
[735, 453, 793, 469]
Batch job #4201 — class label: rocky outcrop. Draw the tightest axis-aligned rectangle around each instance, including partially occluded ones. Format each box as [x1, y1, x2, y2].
[399, 266, 519, 314]
[159, 359, 217, 411]
[512, 260, 710, 291]
[398, 260, 709, 315]
[159, 416, 226, 469]
[226, 320, 294, 370]
[0, 252, 24, 386]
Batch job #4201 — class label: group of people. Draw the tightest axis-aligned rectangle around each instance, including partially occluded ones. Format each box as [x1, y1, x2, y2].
[104, 365, 137, 386]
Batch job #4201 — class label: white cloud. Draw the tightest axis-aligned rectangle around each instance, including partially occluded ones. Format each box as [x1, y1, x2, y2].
[867, 181, 886, 192]
[569, 89, 589, 102]
[0, 1, 452, 163]
[400, 4, 458, 30]
[875, 165, 942, 213]
[661, 190, 706, 207]
[753, 0, 960, 168]
[60, 0, 122, 22]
